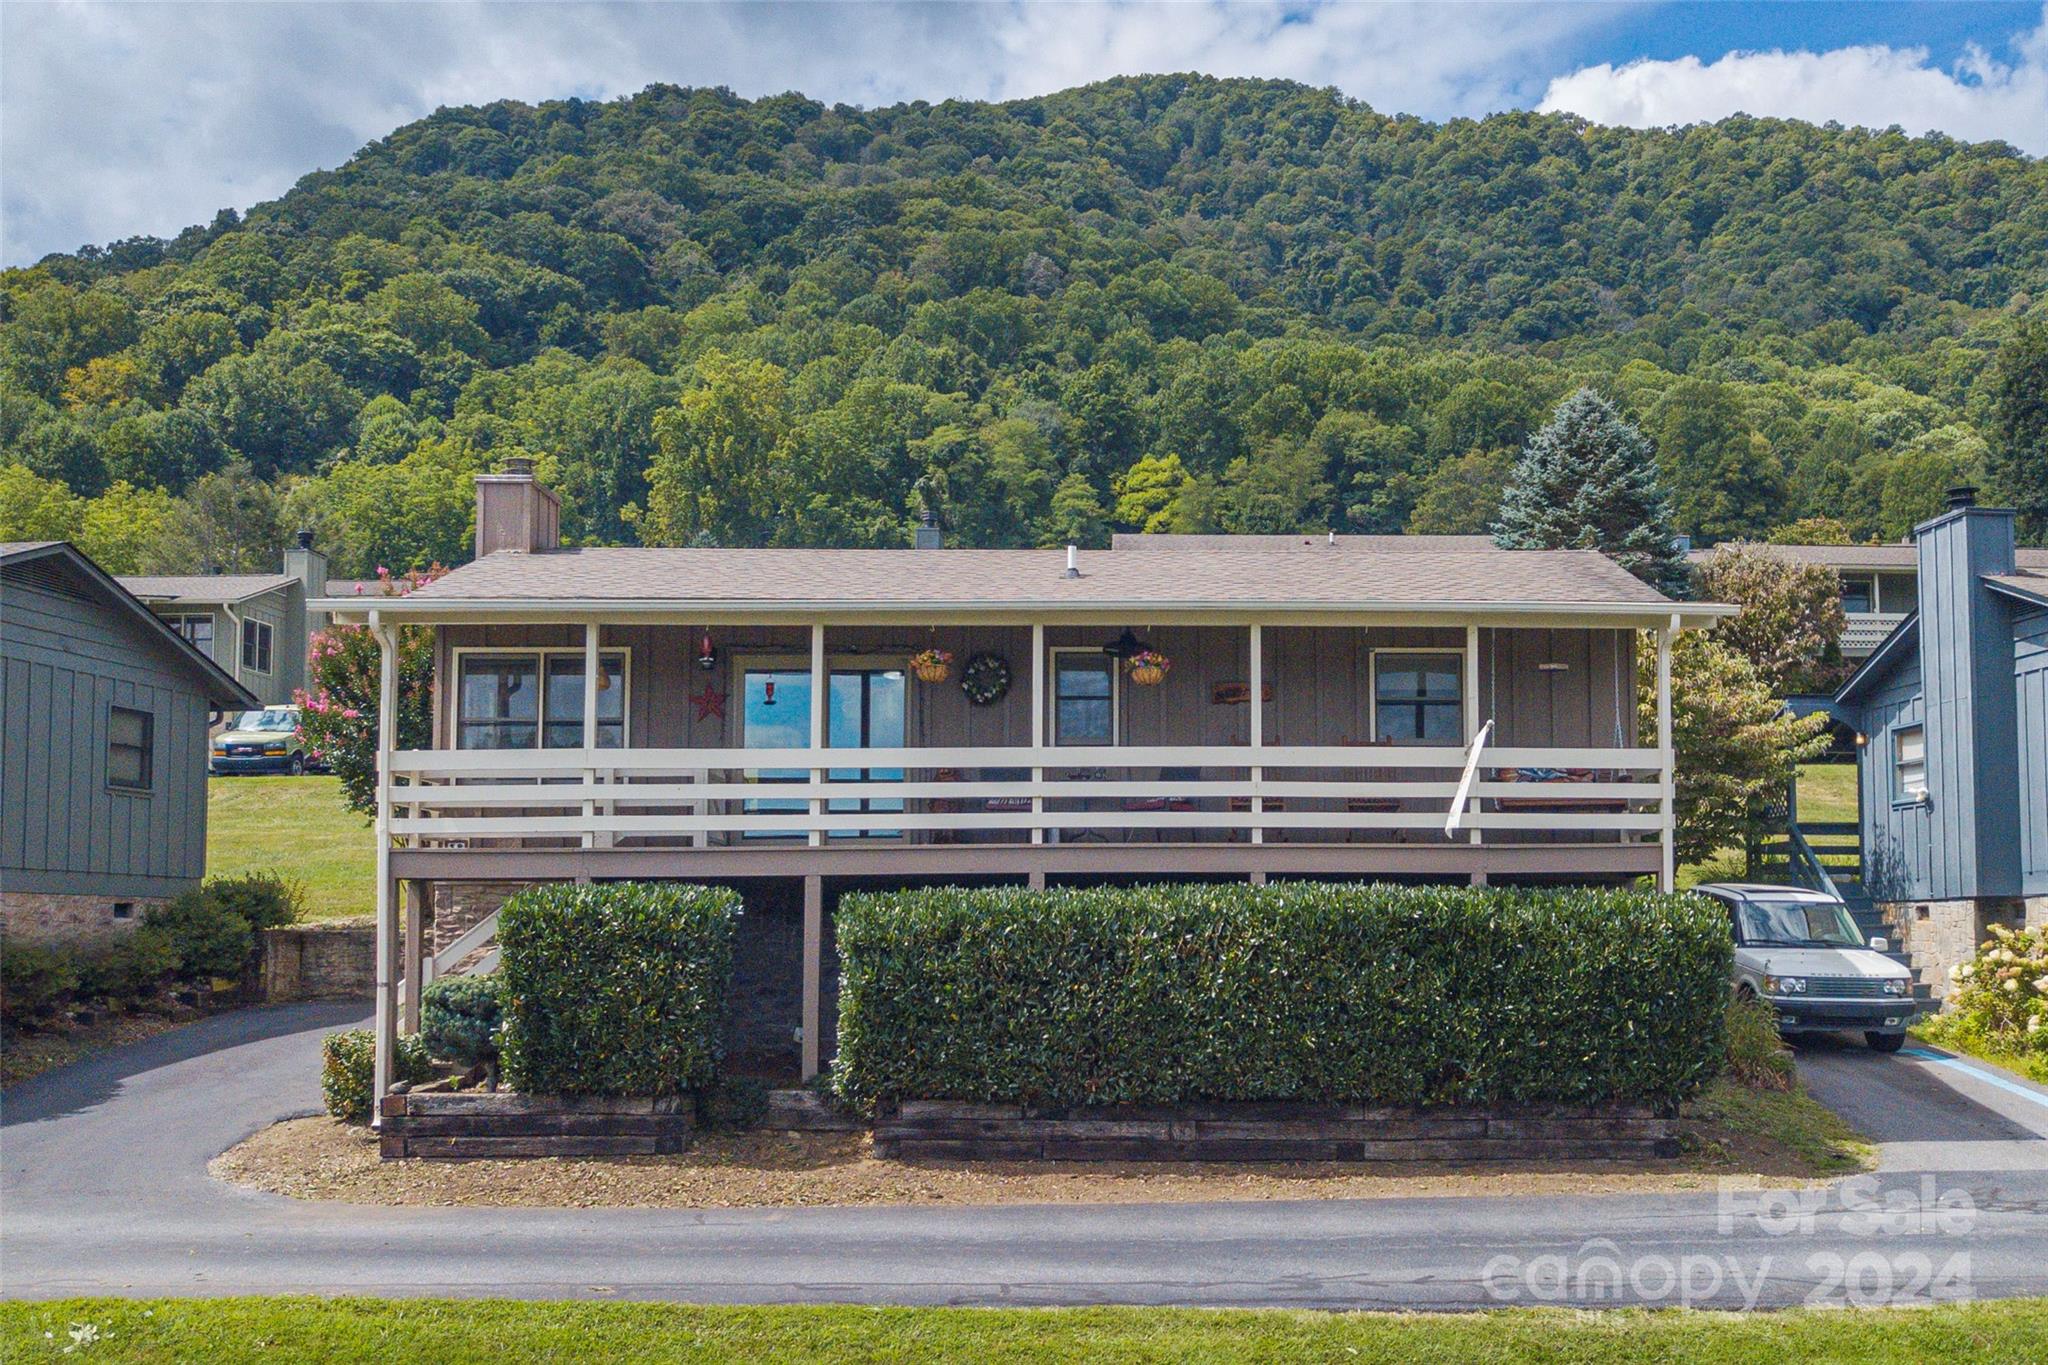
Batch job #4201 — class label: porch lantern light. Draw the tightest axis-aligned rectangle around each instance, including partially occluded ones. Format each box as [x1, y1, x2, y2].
[1101, 627, 1146, 660]
[697, 631, 719, 671]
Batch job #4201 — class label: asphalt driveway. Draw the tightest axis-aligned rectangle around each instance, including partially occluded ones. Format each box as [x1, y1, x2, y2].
[4, 1005, 2047, 1309]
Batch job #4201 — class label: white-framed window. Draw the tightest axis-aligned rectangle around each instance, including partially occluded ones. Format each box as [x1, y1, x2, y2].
[240, 617, 273, 674]
[108, 704, 154, 792]
[1371, 650, 1464, 745]
[455, 649, 628, 750]
[166, 613, 214, 657]
[1050, 648, 1118, 746]
[1893, 724, 1927, 801]
[1839, 575, 1876, 615]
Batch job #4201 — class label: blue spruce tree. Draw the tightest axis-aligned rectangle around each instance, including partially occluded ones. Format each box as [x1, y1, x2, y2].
[1494, 389, 1690, 596]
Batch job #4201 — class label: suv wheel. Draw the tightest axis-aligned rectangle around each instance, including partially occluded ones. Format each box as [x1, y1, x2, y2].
[289, 754, 306, 777]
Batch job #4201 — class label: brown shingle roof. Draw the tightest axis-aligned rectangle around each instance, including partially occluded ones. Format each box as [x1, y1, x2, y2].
[379, 543, 1683, 612]
[117, 573, 297, 604]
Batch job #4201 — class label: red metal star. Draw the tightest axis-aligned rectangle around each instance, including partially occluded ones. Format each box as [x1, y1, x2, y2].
[690, 681, 726, 721]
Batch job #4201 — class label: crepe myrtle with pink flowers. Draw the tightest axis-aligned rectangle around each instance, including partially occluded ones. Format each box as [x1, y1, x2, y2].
[296, 565, 443, 816]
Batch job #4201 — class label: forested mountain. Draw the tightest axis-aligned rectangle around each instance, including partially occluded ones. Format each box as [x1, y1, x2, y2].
[4, 74, 2045, 575]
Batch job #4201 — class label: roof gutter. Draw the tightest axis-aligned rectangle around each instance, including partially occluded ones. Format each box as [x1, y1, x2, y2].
[316, 595, 1735, 627]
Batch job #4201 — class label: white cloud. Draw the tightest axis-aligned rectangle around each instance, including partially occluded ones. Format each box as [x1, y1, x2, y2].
[1539, 5, 2048, 154]
[0, 1, 1617, 266]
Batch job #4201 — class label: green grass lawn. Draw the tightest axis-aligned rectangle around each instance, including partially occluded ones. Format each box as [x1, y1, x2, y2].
[5, 1298, 2045, 1364]
[206, 776, 373, 923]
[1793, 762, 1859, 825]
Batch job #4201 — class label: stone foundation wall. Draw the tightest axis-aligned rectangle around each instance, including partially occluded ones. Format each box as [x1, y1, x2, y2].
[0, 890, 163, 943]
[260, 923, 374, 1000]
[1887, 896, 2029, 1006]
[429, 881, 533, 956]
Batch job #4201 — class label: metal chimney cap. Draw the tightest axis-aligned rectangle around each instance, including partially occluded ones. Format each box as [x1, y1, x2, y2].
[295, 528, 315, 550]
[502, 456, 536, 477]
[1946, 484, 1979, 510]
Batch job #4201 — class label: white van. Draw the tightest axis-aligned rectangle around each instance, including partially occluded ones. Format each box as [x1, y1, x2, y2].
[1694, 883, 1916, 1052]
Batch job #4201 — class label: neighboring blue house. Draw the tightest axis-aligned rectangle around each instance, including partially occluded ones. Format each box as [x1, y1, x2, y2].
[1834, 490, 2048, 997]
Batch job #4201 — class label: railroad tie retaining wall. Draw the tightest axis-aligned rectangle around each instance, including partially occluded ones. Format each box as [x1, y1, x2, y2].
[873, 1100, 1679, 1162]
[379, 1092, 694, 1159]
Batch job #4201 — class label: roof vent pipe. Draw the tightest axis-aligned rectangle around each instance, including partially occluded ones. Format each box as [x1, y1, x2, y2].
[1065, 545, 1079, 578]
[1946, 485, 1978, 511]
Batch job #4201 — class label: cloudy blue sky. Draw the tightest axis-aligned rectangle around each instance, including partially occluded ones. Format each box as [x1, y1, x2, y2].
[4, 1, 2045, 267]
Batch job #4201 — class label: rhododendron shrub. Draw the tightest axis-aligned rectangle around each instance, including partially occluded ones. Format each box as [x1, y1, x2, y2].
[296, 566, 443, 816]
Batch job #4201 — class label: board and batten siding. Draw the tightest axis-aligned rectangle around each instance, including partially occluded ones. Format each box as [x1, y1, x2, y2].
[1856, 650, 1933, 904]
[433, 623, 1637, 755]
[2016, 606, 2048, 897]
[1, 578, 214, 899]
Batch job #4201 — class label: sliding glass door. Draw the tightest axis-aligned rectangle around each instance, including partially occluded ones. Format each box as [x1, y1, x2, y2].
[741, 666, 905, 837]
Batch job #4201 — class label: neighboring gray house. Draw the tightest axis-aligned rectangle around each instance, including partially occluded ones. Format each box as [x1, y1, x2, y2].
[1, 542, 257, 942]
[1689, 539, 2048, 661]
[1832, 491, 2048, 996]
[118, 533, 330, 705]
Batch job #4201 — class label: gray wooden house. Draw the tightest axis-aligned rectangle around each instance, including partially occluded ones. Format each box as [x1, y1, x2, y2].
[1834, 490, 2048, 993]
[2, 542, 258, 942]
[314, 465, 1732, 1099]
[117, 532, 330, 705]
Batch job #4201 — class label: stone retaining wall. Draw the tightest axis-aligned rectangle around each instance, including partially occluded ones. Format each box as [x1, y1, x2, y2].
[259, 923, 374, 1000]
[873, 1100, 1679, 1162]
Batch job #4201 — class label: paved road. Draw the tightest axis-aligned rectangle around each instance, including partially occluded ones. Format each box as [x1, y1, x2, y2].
[4, 1007, 2047, 1309]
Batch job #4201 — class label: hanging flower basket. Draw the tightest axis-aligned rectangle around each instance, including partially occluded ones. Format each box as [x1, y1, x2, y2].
[910, 648, 955, 684]
[1125, 649, 1172, 687]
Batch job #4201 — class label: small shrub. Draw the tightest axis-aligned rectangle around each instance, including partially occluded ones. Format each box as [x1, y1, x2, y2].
[498, 881, 739, 1097]
[696, 1074, 771, 1131]
[145, 892, 252, 981]
[422, 974, 504, 1069]
[1, 936, 79, 1027]
[72, 926, 180, 1006]
[834, 882, 1730, 1113]
[320, 1028, 432, 1124]
[199, 871, 305, 933]
[1723, 995, 1795, 1090]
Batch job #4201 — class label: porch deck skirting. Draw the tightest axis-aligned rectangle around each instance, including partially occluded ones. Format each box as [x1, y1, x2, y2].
[873, 1100, 1681, 1162]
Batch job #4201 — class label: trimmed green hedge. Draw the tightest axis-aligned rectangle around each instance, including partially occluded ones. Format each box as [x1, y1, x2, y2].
[833, 883, 1729, 1112]
[498, 882, 740, 1097]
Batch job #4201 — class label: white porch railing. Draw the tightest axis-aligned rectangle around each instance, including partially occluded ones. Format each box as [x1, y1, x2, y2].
[382, 743, 1669, 846]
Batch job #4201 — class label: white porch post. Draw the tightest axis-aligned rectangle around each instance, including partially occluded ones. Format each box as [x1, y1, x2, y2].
[1030, 623, 1046, 846]
[1656, 613, 1677, 893]
[370, 615, 398, 1125]
[582, 621, 600, 849]
[1249, 623, 1263, 846]
[1465, 622, 1483, 857]
[809, 623, 826, 847]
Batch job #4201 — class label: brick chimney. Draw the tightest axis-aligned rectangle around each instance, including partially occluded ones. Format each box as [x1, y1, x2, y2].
[474, 457, 560, 557]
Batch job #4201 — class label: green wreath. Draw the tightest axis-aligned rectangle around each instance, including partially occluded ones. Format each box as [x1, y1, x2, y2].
[960, 652, 1012, 706]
